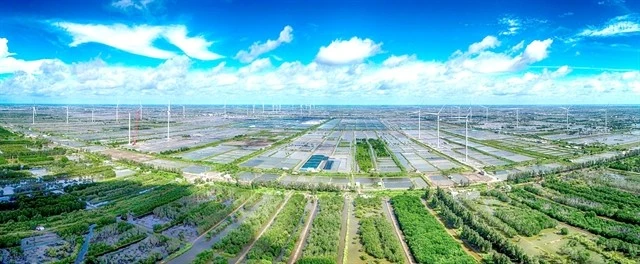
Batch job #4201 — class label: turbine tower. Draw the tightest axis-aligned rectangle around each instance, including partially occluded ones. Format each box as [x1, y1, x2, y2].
[424, 106, 445, 148]
[559, 107, 570, 134]
[437, 107, 444, 148]
[604, 108, 608, 133]
[418, 109, 421, 139]
[183, 105, 185, 118]
[66, 106, 69, 124]
[32, 106, 36, 124]
[464, 109, 472, 162]
[91, 108, 94, 123]
[116, 102, 119, 123]
[167, 101, 171, 141]
[480, 105, 489, 124]
[128, 112, 131, 145]
[465, 115, 469, 162]
[511, 108, 520, 129]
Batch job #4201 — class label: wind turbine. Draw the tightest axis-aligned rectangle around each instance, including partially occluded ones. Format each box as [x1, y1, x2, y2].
[423, 106, 445, 148]
[507, 108, 521, 129]
[32, 105, 36, 124]
[602, 108, 608, 133]
[167, 101, 171, 141]
[480, 105, 489, 124]
[128, 112, 131, 145]
[418, 108, 421, 139]
[91, 107, 94, 123]
[450, 108, 472, 162]
[183, 105, 185, 118]
[116, 102, 119, 123]
[66, 106, 69, 124]
[464, 109, 472, 162]
[559, 107, 570, 134]
[605, 109, 608, 133]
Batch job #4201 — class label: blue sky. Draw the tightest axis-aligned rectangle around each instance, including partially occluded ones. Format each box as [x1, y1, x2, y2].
[0, 0, 639, 105]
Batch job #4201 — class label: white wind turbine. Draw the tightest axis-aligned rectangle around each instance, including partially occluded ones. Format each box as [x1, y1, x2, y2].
[167, 101, 171, 140]
[451, 106, 461, 118]
[559, 107, 570, 134]
[506, 108, 521, 129]
[480, 105, 489, 124]
[449, 108, 472, 162]
[418, 108, 421, 139]
[128, 112, 131, 145]
[423, 106, 445, 148]
[116, 102, 119, 123]
[601, 108, 608, 133]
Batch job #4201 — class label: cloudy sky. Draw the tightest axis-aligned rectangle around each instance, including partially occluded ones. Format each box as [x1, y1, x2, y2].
[0, 0, 639, 105]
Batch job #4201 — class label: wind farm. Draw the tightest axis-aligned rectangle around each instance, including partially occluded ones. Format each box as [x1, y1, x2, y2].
[2, 0, 640, 263]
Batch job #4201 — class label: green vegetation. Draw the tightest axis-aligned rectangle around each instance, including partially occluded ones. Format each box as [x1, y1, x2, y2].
[299, 194, 344, 264]
[493, 207, 556, 236]
[367, 138, 389, 157]
[354, 197, 404, 263]
[86, 222, 146, 257]
[432, 189, 532, 263]
[391, 195, 475, 264]
[213, 194, 285, 255]
[0, 192, 85, 223]
[459, 199, 518, 238]
[194, 250, 227, 264]
[460, 225, 492, 253]
[558, 240, 591, 264]
[609, 155, 640, 172]
[355, 140, 373, 172]
[541, 178, 640, 225]
[151, 187, 251, 234]
[512, 187, 640, 244]
[247, 193, 306, 263]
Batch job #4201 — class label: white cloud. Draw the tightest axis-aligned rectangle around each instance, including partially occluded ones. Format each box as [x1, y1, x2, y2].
[499, 17, 520, 36]
[112, 0, 157, 11]
[235, 26, 293, 63]
[578, 14, 640, 37]
[57, 22, 174, 59]
[560, 12, 574, 18]
[0, 38, 58, 74]
[315, 37, 382, 65]
[631, 81, 640, 94]
[382, 55, 416, 67]
[523, 39, 553, 61]
[56, 22, 222, 60]
[450, 36, 553, 73]
[2, 35, 638, 104]
[163, 26, 223, 60]
[468, 36, 500, 54]
[0, 38, 14, 58]
[509, 41, 525, 53]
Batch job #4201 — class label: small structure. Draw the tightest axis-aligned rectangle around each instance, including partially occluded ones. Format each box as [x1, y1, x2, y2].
[35, 225, 45, 231]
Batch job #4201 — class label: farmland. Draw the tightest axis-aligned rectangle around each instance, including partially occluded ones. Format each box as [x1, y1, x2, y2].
[1, 104, 640, 264]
